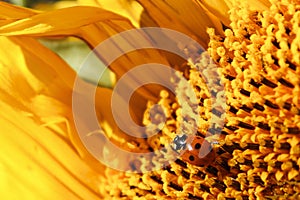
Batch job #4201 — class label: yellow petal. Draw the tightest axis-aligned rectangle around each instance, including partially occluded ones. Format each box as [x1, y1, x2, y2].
[0, 32, 151, 171]
[78, 0, 144, 27]
[71, 74, 148, 148]
[224, 0, 271, 11]
[0, 1, 37, 20]
[0, 36, 107, 173]
[0, 6, 127, 36]
[0, 4, 170, 103]
[34, 1, 79, 10]
[137, 0, 223, 48]
[95, 87, 138, 143]
[0, 36, 75, 114]
[194, 0, 231, 26]
[0, 2, 38, 26]
[0, 100, 104, 200]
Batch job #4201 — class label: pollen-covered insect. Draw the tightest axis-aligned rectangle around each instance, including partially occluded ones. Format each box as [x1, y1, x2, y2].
[172, 134, 216, 166]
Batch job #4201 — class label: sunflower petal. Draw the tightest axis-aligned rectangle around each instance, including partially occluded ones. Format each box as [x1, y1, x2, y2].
[137, 0, 223, 48]
[0, 6, 127, 36]
[33, 0, 79, 10]
[194, 0, 231, 26]
[0, 36, 75, 115]
[78, 0, 143, 27]
[224, 0, 271, 11]
[0, 101, 104, 200]
[0, 3, 170, 103]
[0, 2, 37, 20]
[0, 36, 112, 172]
[0, 2, 37, 26]
[95, 87, 138, 143]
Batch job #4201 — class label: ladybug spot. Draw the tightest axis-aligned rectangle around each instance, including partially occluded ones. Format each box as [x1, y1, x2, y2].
[195, 143, 201, 149]
[189, 155, 195, 161]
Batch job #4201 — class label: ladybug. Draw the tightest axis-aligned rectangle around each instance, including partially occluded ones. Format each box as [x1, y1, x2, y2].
[172, 135, 216, 166]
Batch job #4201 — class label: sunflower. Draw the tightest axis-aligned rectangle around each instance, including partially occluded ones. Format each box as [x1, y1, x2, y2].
[0, 0, 299, 199]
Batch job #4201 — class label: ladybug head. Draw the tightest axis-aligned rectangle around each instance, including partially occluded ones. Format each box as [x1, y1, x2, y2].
[172, 134, 188, 151]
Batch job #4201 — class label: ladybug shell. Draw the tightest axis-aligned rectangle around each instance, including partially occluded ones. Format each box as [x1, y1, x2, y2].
[181, 136, 216, 166]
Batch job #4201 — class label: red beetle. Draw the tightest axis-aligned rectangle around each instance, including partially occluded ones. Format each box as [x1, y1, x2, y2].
[173, 135, 216, 166]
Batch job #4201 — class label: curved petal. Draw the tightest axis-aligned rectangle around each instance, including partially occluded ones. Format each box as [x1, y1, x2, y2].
[0, 32, 149, 166]
[0, 6, 127, 36]
[0, 36, 109, 172]
[77, 0, 144, 27]
[0, 2, 38, 20]
[0, 37, 107, 196]
[0, 2, 38, 26]
[33, 1, 79, 10]
[224, 0, 271, 11]
[0, 4, 170, 103]
[194, 0, 231, 26]
[0, 100, 104, 200]
[137, 0, 223, 48]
